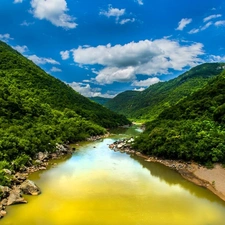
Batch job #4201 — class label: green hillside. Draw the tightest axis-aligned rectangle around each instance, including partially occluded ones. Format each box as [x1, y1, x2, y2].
[0, 40, 130, 184]
[105, 63, 225, 121]
[89, 96, 111, 105]
[105, 90, 139, 113]
[133, 69, 225, 166]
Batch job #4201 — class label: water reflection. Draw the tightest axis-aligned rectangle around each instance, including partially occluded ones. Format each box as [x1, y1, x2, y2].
[2, 126, 225, 225]
[130, 154, 225, 205]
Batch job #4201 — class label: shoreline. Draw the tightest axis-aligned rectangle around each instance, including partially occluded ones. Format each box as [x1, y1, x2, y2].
[109, 138, 225, 202]
[0, 133, 111, 219]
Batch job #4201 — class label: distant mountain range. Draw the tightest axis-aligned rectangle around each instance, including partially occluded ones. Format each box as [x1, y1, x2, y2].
[105, 63, 225, 121]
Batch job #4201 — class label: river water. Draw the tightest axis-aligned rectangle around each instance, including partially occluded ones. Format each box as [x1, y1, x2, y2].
[2, 126, 225, 225]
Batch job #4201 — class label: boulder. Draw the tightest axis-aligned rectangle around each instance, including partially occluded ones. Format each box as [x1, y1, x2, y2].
[0, 186, 11, 199]
[0, 210, 7, 217]
[36, 152, 48, 161]
[7, 188, 27, 206]
[20, 180, 41, 196]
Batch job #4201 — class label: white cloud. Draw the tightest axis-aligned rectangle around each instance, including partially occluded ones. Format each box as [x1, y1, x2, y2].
[135, 0, 144, 5]
[188, 28, 200, 34]
[133, 87, 145, 91]
[28, 55, 60, 65]
[13, 45, 29, 53]
[201, 21, 213, 30]
[60, 50, 70, 60]
[176, 18, 192, 31]
[30, 0, 77, 29]
[209, 55, 225, 62]
[71, 39, 204, 85]
[21, 20, 34, 26]
[67, 82, 115, 98]
[132, 77, 161, 87]
[119, 18, 135, 25]
[215, 20, 225, 27]
[203, 14, 222, 22]
[99, 5, 125, 22]
[189, 20, 221, 34]
[14, 0, 23, 3]
[50, 66, 62, 72]
[0, 33, 13, 42]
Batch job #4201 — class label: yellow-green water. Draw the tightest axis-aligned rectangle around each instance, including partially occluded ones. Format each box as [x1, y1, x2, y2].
[2, 131, 225, 225]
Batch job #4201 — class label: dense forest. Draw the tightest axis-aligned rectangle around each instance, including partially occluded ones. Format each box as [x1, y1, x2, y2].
[105, 63, 225, 121]
[133, 69, 225, 166]
[89, 96, 111, 105]
[0, 40, 130, 185]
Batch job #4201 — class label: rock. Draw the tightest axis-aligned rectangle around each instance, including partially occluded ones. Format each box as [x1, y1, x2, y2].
[36, 152, 48, 161]
[1, 199, 8, 206]
[35, 159, 42, 165]
[39, 166, 46, 170]
[20, 180, 41, 196]
[7, 188, 27, 206]
[56, 143, 69, 153]
[0, 210, 7, 217]
[0, 186, 11, 199]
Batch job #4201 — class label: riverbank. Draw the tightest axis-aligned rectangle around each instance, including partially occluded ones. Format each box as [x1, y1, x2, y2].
[109, 138, 225, 202]
[0, 132, 112, 219]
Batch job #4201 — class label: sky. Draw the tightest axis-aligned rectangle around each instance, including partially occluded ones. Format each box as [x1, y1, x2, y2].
[0, 0, 225, 98]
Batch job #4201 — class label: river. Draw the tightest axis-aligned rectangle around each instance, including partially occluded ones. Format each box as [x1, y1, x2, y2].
[2, 125, 225, 225]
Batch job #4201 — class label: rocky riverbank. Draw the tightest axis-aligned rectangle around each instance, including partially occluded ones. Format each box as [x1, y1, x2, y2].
[0, 143, 73, 219]
[109, 138, 225, 202]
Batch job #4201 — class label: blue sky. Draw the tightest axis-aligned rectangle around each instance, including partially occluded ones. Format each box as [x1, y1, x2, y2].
[0, 0, 225, 98]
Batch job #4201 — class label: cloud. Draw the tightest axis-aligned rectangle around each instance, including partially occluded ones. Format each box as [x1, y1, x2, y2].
[203, 14, 222, 22]
[208, 55, 225, 62]
[30, 0, 77, 29]
[119, 18, 135, 25]
[67, 82, 115, 98]
[189, 20, 223, 34]
[176, 18, 192, 31]
[28, 55, 60, 65]
[50, 66, 62, 72]
[20, 20, 34, 26]
[99, 5, 125, 22]
[13, 45, 29, 54]
[14, 0, 23, 3]
[133, 87, 145, 91]
[188, 28, 200, 34]
[132, 77, 161, 87]
[71, 39, 204, 84]
[60, 50, 70, 60]
[0, 33, 13, 42]
[215, 20, 225, 27]
[201, 21, 213, 30]
[135, 0, 144, 5]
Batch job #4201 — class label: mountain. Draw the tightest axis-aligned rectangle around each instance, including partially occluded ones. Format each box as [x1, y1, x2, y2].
[133, 69, 225, 166]
[0, 40, 130, 183]
[105, 63, 225, 120]
[89, 96, 111, 105]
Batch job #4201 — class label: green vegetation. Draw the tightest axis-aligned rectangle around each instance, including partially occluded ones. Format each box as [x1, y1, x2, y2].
[0, 40, 130, 184]
[105, 63, 225, 121]
[89, 96, 111, 105]
[133, 69, 225, 166]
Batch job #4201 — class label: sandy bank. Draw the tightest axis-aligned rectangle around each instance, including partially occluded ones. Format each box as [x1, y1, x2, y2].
[109, 139, 225, 202]
[144, 155, 225, 201]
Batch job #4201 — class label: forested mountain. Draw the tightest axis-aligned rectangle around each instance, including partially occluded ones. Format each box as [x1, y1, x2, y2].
[105, 63, 225, 120]
[104, 90, 139, 113]
[89, 96, 111, 105]
[0, 40, 130, 183]
[133, 69, 225, 166]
